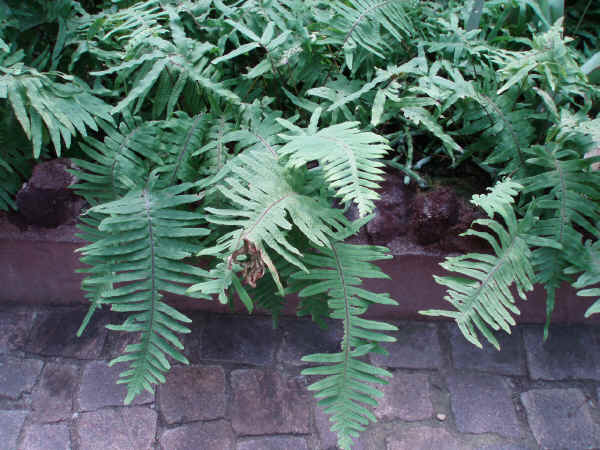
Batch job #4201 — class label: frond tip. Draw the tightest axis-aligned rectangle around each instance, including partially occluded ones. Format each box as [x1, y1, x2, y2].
[78, 183, 209, 403]
[291, 242, 397, 449]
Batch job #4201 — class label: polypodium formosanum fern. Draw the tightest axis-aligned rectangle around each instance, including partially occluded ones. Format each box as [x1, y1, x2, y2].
[1, 0, 600, 448]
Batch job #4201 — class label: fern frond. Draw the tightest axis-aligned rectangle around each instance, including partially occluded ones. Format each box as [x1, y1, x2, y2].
[0, 56, 112, 157]
[70, 116, 162, 205]
[277, 109, 389, 217]
[78, 183, 209, 403]
[290, 242, 397, 450]
[566, 240, 600, 318]
[421, 179, 537, 349]
[522, 143, 600, 333]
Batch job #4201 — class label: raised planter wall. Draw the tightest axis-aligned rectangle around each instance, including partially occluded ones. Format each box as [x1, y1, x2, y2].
[1, 222, 597, 324]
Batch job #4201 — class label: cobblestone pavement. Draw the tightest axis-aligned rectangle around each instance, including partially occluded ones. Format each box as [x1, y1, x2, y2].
[2, 304, 600, 450]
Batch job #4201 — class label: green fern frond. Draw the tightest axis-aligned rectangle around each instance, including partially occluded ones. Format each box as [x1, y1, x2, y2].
[0, 56, 112, 157]
[78, 183, 209, 403]
[421, 179, 537, 349]
[277, 109, 389, 217]
[70, 115, 162, 205]
[289, 242, 397, 450]
[566, 240, 600, 318]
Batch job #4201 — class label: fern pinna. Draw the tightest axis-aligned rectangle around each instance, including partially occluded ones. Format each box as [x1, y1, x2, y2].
[1, 1, 600, 449]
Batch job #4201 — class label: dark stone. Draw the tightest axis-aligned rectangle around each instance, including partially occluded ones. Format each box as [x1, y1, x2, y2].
[231, 369, 311, 435]
[386, 426, 463, 450]
[22, 423, 70, 450]
[449, 325, 526, 376]
[180, 311, 205, 363]
[278, 318, 342, 365]
[412, 187, 459, 245]
[158, 365, 225, 424]
[523, 326, 600, 380]
[521, 388, 600, 449]
[25, 309, 108, 359]
[0, 311, 34, 353]
[76, 407, 157, 450]
[159, 420, 234, 450]
[78, 361, 153, 411]
[446, 371, 522, 438]
[374, 372, 433, 421]
[237, 436, 309, 450]
[0, 410, 27, 449]
[371, 322, 443, 369]
[366, 172, 414, 243]
[200, 315, 278, 365]
[16, 158, 85, 227]
[30, 362, 78, 422]
[0, 355, 43, 399]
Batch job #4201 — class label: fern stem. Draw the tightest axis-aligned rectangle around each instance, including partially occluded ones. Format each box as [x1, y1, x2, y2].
[170, 113, 204, 185]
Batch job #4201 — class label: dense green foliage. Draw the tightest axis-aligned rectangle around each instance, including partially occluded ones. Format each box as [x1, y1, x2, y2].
[1, 0, 599, 448]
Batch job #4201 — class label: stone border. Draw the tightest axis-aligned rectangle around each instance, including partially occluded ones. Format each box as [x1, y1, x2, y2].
[1, 225, 597, 323]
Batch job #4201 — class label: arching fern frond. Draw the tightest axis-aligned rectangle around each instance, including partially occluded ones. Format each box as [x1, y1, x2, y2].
[0, 54, 112, 157]
[522, 143, 600, 334]
[70, 116, 162, 205]
[277, 109, 390, 217]
[421, 179, 540, 349]
[188, 149, 351, 302]
[566, 239, 600, 318]
[78, 183, 209, 403]
[289, 242, 397, 450]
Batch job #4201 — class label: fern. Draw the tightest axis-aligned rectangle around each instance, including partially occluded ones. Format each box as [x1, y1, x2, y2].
[277, 108, 390, 217]
[566, 239, 600, 318]
[0, 51, 112, 157]
[421, 179, 543, 349]
[77, 183, 209, 402]
[289, 242, 397, 450]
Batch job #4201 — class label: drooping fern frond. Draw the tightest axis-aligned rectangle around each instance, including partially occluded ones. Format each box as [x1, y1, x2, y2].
[77, 183, 209, 403]
[289, 242, 397, 450]
[188, 149, 351, 302]
[277, 108, 390, 217]
[70, 115, 162, 205]
[522, 143, 600, 333]
[421, 179, 542, 349]
[565, 239, 600, 318]
[88, 5, 238, 115]
[326, 0, 412, 69]
[0, 53, 112, 157]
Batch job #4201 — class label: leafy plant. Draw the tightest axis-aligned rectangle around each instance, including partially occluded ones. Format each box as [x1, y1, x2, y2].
[1, 0, 599, 448]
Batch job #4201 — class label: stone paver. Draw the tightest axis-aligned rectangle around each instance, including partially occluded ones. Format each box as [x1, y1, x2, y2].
[2, 304, 600, 450]
[231, 369, 311, 435]
[386, 426, 463, 450]
[447, 371, 522, 438]
[374, 372, 433, 421]
[0, 410, 27, 449]
[76, 407, 157, 450]
[278, 318, 342, 365]
[21, 423, 70, 450]
[523, 326, 600, 380]
[237, 436, 309, 450]
[159, 420, 234, 450]
[449, 326, 526, 376]
[371, 322, 443, 369]
[25, 309, 108, 359]
[521, 388, 600, 449]
[200, 315, 278, 365]
[78, 361, 152, 411]
[30, 362, 78, 422]
[0, 311, 33, 353]
[158, 365, 225, 424]
[0, 356, 43, 400]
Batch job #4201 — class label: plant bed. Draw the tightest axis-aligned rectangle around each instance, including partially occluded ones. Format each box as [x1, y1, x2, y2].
[2, 1, 600, 448]
[1, 165, 596, 323]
